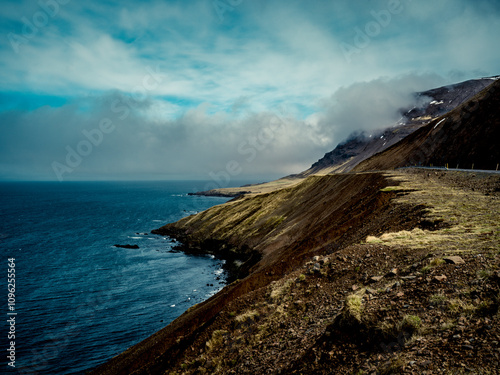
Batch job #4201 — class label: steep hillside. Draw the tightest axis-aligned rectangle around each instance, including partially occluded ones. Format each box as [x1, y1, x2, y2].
[93, 171, 430, 375]
[355, 79, 500, 171]
[91, 77, 500, 375]
[93, 169, 500, 375]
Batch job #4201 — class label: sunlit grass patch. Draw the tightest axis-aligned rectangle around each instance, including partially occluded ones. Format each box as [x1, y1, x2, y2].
[366, 172, 500, 256]
[235, 310, 260, 324]
[270, 278, 294, 303]
[379, 186, 401, 192]
[206, 330, 228, 351]
[447, 298, 476, 315]
[429, 257, 445, 267]
[346, 294, 364, 322]
[399, 315, 422, 334]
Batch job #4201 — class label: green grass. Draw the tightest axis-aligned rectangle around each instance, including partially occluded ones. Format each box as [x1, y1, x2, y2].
[429, 258, 445, 267]
[421, 265, 432, 275]
[263, 215, 286, 231]
[379, 186, 401, 192]
[430, 293, 447, 306]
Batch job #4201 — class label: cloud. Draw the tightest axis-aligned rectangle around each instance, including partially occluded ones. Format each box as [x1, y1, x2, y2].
[0, 0, 499, 180]
[0, 73, 446, 181]
[0, 92, 326, 181]
[2, 0, 496, 111]
[316, 74, 445, 142]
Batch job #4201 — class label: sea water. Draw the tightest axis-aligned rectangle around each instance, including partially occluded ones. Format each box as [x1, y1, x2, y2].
[0, 180, 242, 374]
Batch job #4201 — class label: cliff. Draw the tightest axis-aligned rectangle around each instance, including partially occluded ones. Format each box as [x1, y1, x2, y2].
[92, 169, 500, 374]
[91, 79, 500, 375]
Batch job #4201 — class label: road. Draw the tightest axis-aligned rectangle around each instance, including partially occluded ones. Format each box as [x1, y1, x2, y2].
[399, 166, 500, 174]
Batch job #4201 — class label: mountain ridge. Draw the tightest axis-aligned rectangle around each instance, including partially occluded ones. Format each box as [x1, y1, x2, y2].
[190, 77, 498, 198]
[355, 78, 500, 171]
[300, 76, 498, 176]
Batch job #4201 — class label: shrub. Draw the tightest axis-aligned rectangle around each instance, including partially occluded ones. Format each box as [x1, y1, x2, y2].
[421, 265, 432, 274]
[346, 294, 364, 322]
[399, 315, 421, 334]
[206, 330, 228, 351]
[429, 293, 447, 306]
[429, 258, 445, 267]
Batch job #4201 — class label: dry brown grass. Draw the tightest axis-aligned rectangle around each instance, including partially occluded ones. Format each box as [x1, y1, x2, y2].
[234, 310, 259, 324]
[201, 177, 305, 198]
[205, 330, 228, 351]
[269, 278, 294, 303]
[365, 172, 500, 256]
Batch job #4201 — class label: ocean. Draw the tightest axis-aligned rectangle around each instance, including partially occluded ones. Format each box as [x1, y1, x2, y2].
[0, 180, 242, 374]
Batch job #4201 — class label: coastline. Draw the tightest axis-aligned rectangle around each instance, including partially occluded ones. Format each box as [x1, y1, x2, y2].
[186, 176, 305, 198]
[92, 169, 500, 374]
[91, 171, 405, 374]
[151, 226, 261, 283]
[89, 78, 500, 373]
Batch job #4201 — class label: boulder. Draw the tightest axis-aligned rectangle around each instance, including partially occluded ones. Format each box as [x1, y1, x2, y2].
[433, 275, 447, 282]
[443, 256, 465, 265]
[369, 276, 384, 283]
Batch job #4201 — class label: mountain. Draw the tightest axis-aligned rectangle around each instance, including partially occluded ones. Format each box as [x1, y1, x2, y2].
[301, 77, 498, 175]
[92, 79, 500, 374]
[355, 78, 500, 171]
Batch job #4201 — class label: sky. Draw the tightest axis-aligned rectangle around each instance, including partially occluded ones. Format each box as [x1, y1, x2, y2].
[0, 0, 499, 182]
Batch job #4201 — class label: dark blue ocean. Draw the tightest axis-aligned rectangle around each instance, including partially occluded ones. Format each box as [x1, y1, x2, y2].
[0, 180, 245, 374]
